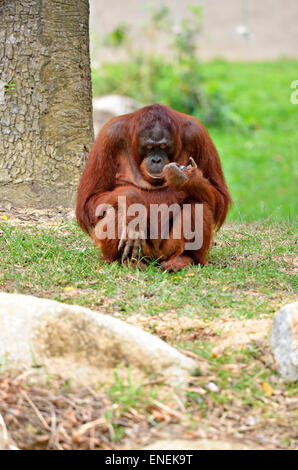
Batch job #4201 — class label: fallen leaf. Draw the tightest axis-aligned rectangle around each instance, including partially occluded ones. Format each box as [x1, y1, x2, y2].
[262, 382, 273, 397]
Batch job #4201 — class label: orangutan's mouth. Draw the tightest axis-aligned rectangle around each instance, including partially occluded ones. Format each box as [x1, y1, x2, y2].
[146, 171, 164, 180]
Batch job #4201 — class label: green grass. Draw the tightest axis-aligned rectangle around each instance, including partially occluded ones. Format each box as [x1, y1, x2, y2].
[93, 59, 298, 222]
[0, 220, 296, 319]
[205, 61, 298, 222]
[104, 366, 159, 441]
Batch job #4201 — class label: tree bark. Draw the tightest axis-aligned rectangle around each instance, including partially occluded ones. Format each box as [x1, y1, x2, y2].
[0, 0, 94, 208]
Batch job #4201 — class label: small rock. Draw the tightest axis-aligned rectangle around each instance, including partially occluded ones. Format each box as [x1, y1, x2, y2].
[93, 94, 143, 136]
[206, 381, 219, 393]
[0, 414, 18, 450]
[271, 302, 298, 382]
[246, 415, 256, 426]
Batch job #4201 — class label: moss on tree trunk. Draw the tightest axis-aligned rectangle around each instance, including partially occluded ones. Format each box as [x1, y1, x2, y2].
[0, 0, 94, 208]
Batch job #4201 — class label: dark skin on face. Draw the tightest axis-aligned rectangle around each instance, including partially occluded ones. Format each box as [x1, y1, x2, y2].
[137, 121, 198, 188]
[137, 122, 176, 185]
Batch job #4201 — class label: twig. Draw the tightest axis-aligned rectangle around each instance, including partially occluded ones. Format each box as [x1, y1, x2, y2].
[21, 390, 51, 431]
[151, 400, 185, 420]
[47, 402, 57, 449]
[73, 417, 108, 442]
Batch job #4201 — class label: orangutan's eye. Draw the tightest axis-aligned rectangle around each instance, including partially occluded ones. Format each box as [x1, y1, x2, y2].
[146, 145, 153, 150]
[160, 144, 167, 149]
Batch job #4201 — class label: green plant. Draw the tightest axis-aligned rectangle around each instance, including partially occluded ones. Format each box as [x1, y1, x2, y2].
[4, 79, 16, 93]
[103, 366, 158, 441]
[107, 366, 156, 412]
[93, 5, 236, 126]
[103, 23, 130, 47]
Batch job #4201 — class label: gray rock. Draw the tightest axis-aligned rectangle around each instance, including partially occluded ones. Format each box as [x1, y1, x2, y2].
[271, 302, 298, 382]
[0, 293, 196, 386]
[93, 94, 143, 136]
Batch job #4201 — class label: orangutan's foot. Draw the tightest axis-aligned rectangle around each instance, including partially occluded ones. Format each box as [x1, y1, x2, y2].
[160, 255, 194, 272]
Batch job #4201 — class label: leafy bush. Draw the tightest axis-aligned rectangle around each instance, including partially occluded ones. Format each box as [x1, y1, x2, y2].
[92, 6, 238, 127]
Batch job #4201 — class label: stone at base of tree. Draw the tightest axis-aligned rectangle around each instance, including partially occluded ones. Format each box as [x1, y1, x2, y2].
[93, 95, 143, 136]
[271, 302, 298, 382]
[0, 293, 196, 386]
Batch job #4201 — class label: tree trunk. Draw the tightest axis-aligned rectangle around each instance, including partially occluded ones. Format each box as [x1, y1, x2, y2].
[0, 0, 94, 208]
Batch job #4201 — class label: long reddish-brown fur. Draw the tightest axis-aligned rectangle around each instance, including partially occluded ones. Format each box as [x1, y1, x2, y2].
[76, 104, 231, 270]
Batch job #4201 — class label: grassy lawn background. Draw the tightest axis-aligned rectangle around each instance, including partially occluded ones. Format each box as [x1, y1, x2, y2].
[0, 221, 296, 318]
[206, 61, 297, 222]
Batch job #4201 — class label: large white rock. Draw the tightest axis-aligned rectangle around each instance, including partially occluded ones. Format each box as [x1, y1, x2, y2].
[93, 94, 143, 136]
[0, 293, 196, 385]
[271, 302, 298, 382]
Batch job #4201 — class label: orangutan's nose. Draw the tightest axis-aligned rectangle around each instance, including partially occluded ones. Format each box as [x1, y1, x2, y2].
[151, 155, 162, 164]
